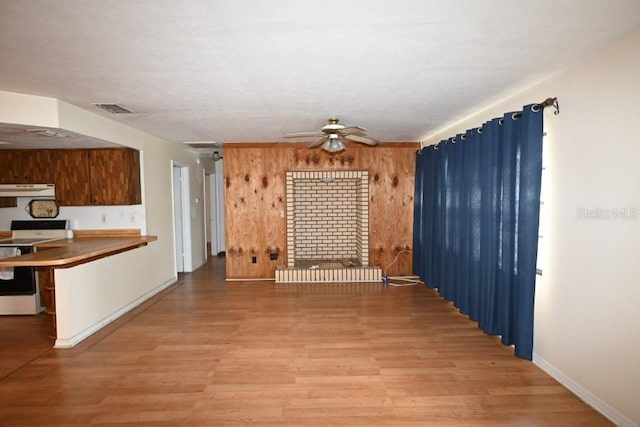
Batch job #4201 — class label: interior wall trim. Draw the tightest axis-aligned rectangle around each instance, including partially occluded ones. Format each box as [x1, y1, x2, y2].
[533, 353, 637, 427]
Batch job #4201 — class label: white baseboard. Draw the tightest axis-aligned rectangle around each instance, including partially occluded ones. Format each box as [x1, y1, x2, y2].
[533, 352, 637, 427]
[54, 276, 177, 348]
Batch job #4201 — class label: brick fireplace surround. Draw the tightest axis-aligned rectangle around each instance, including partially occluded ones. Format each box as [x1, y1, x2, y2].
[276, 170, 382, 283]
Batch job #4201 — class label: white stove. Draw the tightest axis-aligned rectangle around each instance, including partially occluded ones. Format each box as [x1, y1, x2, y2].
[0, 220, 69, 247]
[0, 220, 69, 315]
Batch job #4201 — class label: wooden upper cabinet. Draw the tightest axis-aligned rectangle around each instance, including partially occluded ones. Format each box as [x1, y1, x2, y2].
[88, 148, 141, 205]
[0, 197, 18, 208]
[23, 151, 54, 183]
[52, 150, 91, 206]
[0, 148, 142, 206]
[0, 153, 15, 183]
[0, 150, 53, 183]
[0, 151, 25, 183]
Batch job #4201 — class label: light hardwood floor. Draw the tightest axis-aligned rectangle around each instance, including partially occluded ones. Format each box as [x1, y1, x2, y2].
[0, 257, 612, 426]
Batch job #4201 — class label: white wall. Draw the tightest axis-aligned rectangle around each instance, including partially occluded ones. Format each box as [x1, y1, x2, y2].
[0, 91, 58, 128]
[55, 99, 207, 273]
[0, 198, 146, 231]
[54, 244, 172, 347]
[0, 91, 208, 342]
[423, 31, 640, 426]
[0, 92, 207, 273]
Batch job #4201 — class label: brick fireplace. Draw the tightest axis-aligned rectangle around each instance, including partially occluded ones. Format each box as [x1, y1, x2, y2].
[276, 170, 381, 283]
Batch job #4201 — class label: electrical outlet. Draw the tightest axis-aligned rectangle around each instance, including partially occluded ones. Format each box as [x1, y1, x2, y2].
[100, 213, 107, 223]
[130, 213, 136, 223]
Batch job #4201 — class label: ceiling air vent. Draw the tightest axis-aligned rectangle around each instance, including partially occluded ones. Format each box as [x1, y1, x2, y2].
[93, 103, 134, 114]
[25, 128, 69, 138]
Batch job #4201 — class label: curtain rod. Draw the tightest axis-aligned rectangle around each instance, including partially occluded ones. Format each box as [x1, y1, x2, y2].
[419, 97, 559, 150]
[535, 97, 559, 115]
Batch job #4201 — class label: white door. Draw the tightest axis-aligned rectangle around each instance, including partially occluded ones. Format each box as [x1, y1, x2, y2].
[173, 165, 184, 273]
[204, 172, 212, 258]
[210, 160, 226, 255]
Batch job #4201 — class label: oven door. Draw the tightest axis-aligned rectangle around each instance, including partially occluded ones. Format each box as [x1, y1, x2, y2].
[0, 246, 36, 295]
[0, 246, 41, 315]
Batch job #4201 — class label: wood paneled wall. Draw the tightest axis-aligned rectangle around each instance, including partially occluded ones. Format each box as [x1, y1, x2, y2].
[224, 142, 419, 279]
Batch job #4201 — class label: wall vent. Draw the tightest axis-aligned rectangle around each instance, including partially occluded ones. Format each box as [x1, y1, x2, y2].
[93, 103, 134, 114]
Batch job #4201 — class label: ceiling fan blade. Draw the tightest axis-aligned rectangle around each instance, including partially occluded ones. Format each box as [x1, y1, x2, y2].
[344, 134, 379, 146]
[341, 126, 367, 135]
[284, 131, 324, 138]
[309, 136, 328, 148]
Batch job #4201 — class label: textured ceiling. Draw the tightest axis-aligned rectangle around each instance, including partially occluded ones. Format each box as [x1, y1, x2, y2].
[1, 0, 639, 149]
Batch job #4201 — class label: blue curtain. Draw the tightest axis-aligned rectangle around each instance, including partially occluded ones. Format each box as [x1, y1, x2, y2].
[413, 105, 543, 359]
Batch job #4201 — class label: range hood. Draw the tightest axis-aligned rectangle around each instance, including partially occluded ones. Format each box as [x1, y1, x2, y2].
[0, 184, 55, 197]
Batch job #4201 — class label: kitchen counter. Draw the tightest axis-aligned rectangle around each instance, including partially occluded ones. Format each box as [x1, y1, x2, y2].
[0, 236, 158, 268]
[0, 231, 163, 349]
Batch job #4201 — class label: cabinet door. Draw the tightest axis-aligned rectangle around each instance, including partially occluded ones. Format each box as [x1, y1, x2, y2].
[0, 151, 22, 183]
[22, 151, 54, 183]
[0, 150, 53, 183]
[0, 197, 18, 208]
[89, 148, 141, 205]
[52, 150, 91, 206]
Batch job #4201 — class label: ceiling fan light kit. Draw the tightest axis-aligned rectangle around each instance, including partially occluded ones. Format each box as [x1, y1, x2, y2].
[323, 135, 345, 153]
[284, 118, 378, 152]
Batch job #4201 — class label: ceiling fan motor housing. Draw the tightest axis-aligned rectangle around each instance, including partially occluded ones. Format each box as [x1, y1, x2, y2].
[322, 118, 345, 133]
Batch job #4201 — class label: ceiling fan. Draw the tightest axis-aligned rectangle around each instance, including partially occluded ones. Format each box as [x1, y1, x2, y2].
[284, 118, 379, 153]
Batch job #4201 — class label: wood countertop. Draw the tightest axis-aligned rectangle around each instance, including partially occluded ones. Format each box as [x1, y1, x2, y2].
[0, 236, 158, 268]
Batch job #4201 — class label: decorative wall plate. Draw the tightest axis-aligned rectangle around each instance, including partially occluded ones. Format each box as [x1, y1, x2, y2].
[27, 199, 59, 218]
